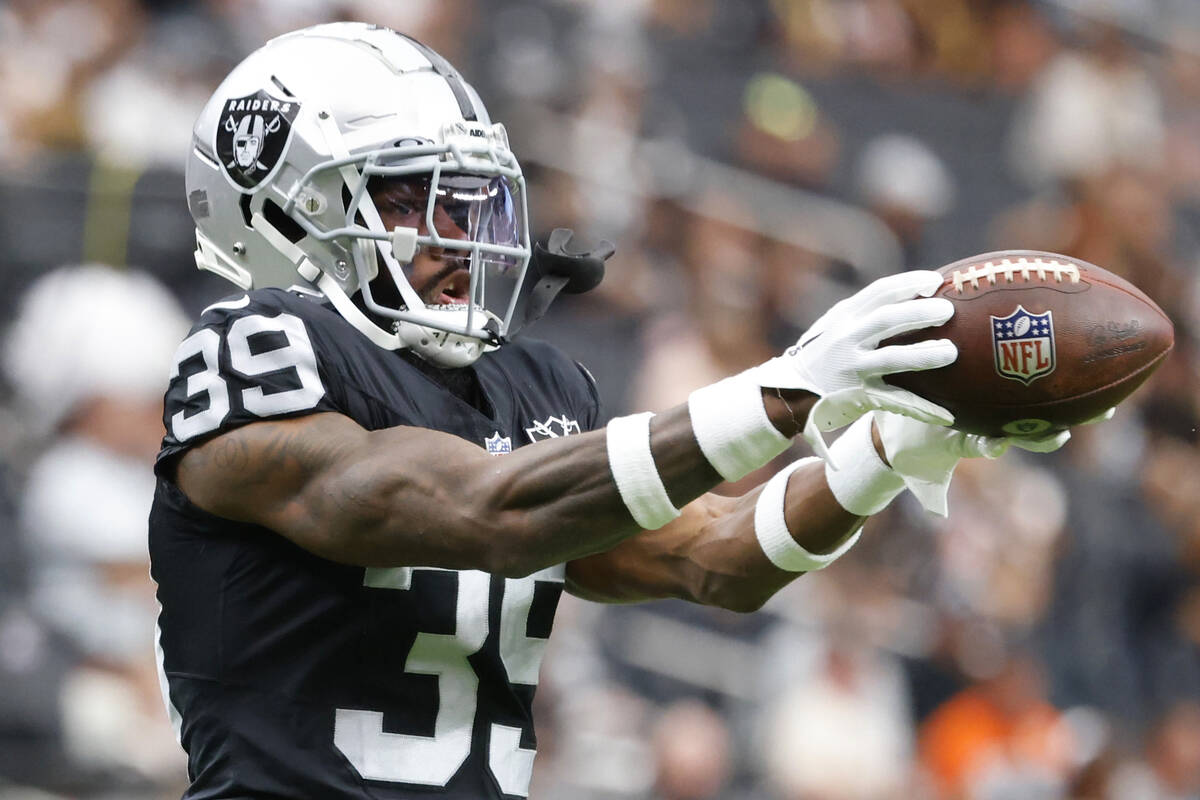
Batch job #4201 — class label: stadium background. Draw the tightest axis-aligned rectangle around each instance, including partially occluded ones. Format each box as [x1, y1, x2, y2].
[1, 0, 1199, 798]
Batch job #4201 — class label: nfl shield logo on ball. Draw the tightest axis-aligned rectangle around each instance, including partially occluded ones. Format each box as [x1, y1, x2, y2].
[992, 305, 1056, 385]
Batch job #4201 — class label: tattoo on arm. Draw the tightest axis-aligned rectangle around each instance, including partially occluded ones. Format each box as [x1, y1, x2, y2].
[176, 413, 368, 525]
[210, 435, 249, 472]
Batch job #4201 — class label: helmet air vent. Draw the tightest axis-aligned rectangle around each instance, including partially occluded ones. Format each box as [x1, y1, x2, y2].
[239, 193, 252, 227]
[263, 199, 307, 244]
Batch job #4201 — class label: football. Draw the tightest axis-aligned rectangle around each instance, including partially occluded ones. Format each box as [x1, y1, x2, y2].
[883, 250, 1174, 437]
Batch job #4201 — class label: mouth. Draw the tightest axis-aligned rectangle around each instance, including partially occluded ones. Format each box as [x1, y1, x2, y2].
[419, 260, 472, 305]
[435, 268, 471, 305]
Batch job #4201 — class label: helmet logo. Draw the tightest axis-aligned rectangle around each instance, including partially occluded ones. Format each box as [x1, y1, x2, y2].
[216, 90, 300, 191]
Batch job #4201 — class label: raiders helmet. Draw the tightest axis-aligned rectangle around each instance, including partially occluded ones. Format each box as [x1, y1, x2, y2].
[186, 22, 531, 367]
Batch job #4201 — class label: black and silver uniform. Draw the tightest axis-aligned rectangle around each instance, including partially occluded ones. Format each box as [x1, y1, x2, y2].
[150, 287, 602, 799]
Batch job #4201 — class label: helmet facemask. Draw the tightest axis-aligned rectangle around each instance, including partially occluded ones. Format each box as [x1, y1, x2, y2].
[283, 129, 532, 367]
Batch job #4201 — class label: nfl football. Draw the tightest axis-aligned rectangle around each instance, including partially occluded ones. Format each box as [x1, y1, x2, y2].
[883, 251, 1174, 437]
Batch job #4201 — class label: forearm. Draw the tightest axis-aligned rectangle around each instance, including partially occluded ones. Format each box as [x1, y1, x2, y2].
[686, 420, 903, 609]
[567, 459, 865, 611]
[346, 393, 812, 576]
[568, 418, 905, 611]
[683, 462, 868, 612]
[180, 389, 814, 576]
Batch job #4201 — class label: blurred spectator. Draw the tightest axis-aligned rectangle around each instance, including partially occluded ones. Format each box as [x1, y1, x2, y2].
[631, 194, 775, 415]
[1037, 417, 1200, 731]
[759, 624, 916, 799]
[0, 0, 145, 160]
[0, 452, 77, 793]
[987, 0, 1061, 92]
[854, 133, 955, 266]
[80, 9, 234, 169]
[1108, 701, 1200, 800]
[4, 264, 185, 440]
[1009, 25, 1165, 188]
[918, 648, 1075, 799]
[3, 264, 190, 793]
[1162, 24, 1200, 205]
[932, 456, 1067, 631]
[650, 700, 733, 800]
[627, 191, 805, 494]
[734, 72, 841, 190]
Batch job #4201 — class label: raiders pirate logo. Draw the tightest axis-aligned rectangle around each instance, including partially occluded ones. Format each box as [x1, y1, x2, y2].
[215, 90, 300, 191]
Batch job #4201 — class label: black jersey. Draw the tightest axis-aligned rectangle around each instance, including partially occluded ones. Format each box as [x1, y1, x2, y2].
[149, 287, 602, 799]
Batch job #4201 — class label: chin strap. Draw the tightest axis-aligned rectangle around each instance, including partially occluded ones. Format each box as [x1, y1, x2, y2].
[394, 304, 503, 368]
[506, 228, 613, 339]
[314, 270, 404, 350]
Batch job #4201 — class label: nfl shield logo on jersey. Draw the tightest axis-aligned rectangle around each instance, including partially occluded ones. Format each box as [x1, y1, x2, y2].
[992, 305, 1056, 385]
[215, 89, 300, 191]
[485, 432, 512, 455]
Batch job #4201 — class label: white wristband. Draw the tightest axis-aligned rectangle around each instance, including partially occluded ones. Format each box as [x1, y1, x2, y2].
[824, 415, 906, 516]
[755, 457, 863, 571]
[606, 412, 681, 530]
[688, 374, 791, 482]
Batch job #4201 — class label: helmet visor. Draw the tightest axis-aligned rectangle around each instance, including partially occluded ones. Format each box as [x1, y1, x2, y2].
[368, 173, 522, 273]
[356, 168, 530, 339]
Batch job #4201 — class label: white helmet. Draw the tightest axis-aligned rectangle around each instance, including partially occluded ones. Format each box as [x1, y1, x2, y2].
[185, 22, 532, 367]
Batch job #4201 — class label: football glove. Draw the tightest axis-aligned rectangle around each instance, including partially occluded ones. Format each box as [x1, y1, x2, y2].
[749, 270, 958, 461]
[873, 408, 1114, 515]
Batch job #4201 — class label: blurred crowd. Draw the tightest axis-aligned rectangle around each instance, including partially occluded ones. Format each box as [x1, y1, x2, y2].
[2, 0, 1200, 798]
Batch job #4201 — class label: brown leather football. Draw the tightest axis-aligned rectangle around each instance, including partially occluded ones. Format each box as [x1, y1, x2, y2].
[883, 250, 1174, 436]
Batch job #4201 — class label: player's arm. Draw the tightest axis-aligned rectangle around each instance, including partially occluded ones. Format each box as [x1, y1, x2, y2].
[566, 406, 1082, 612]
[565, 457, 864, 612]
[172, 391, 812, 577]
[173, 270, 956, 577]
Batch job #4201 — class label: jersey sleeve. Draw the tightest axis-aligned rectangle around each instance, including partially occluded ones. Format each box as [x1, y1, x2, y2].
[573, 360, 607, 431]
[156, 290, 341, 472]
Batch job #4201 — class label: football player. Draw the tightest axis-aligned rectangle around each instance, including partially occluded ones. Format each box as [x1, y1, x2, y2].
[150, 22, 1056, 799]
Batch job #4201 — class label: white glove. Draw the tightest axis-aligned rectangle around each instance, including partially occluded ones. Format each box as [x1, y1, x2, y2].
[874, 410, 1086, 516]
[750, 270, 958, 461]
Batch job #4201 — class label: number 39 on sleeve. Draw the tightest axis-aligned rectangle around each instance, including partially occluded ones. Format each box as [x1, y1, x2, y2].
[167, 312, 326, 441]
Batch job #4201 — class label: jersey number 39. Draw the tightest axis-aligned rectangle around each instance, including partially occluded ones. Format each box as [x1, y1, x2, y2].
[168, 311, 325, 441]
[335, 567, 560, 797]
